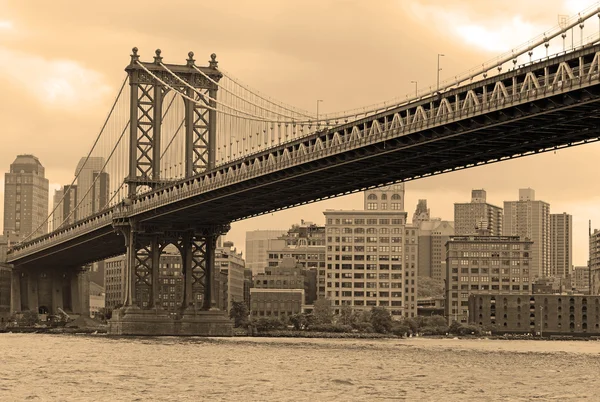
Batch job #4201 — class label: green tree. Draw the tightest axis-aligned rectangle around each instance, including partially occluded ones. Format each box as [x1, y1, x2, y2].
[229, 301, 249, 328]
[337, 305, 357, 326]
[370, 307, 393, 333]
[312, 298, 334, 324]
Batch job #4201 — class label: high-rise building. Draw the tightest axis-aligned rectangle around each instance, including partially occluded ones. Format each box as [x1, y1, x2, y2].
[446, 235, 533, 324]
[503, 189, 550, 278]
[324, 185, 418, 318]
[216, 241, 246, 313]
[51, 184, 78, 230]
[74, 157, 110, 219]
[266, 221, 326, 300]
[550, 213, 572, 279]
[590, 227, 600, 295]
[245, 229, 287, 276]
[412, 199, 430, 226]
[417, 220, 454, 280]
[454, 189, 502, 236]
[364, 183, 405, 211]
[3, 155, 49, 238]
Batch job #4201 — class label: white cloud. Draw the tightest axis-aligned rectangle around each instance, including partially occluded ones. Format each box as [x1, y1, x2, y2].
[0, 46, 112, 111]
[0, 20, 12, 30]
[564, 0, 599, 15]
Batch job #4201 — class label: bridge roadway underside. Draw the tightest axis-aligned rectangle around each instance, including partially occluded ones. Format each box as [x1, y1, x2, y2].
[143, 84, 600, 225]
[12, 84, 600, 269]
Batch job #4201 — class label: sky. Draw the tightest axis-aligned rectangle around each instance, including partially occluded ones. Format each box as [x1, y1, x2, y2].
[0, 0, 599, 265]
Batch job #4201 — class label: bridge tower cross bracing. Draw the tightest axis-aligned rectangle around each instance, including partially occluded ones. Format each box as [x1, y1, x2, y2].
[111, 49, 232, 335]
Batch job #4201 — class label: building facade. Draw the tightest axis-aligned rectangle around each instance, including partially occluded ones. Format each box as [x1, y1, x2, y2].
[74, 157, 110, 219]
[417, 219, 454, 280]
[324, 206, 418, 319]
[454, 189, 502, 236]
[52, 184, 78, 229]
[469, 294, 600, 335]
[3, 155, 49, 238]
[250, 258, 310, 318]
[245, 229, 287, 276]
[446, 235, 533, 324]
[216, 241, 246, 313]
[364, 183, 405, 212]
[590, 228, 600, 295]
[266, 221, 326, 300]
[573, 266, 590, 294]
[550, 213, 572, 279]
[503, 188, 550, 278]
[0, 263, 10, 323]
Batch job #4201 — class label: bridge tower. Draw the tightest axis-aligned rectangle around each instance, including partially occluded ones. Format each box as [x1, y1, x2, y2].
[110, 49, 232, 336]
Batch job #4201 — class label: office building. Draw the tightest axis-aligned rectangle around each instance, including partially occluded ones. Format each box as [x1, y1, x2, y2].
[417, 219, 454, 280]
[0, 263, 10, 323]
[573, 266, 589, 294]
[454, 189, 502, 236]
[266, 221, 326, 300]
[74, 157, 109, 219]
[324, 185, 418, 318]
[590, 227, 600, 295]
[250, 257, 309, 318]
[412, 199, 431, 226]
[245, 229, 287, 276]
[469, 294, 600, 334]
[3, 155, 49, 238]
[52, 184, 78, 229]
[503, 188, 550, 278]
[364, 183, 405, 211]
[550, 213, 572, 279]
[446, 235, 533, 324]
[216, 241, 246, 313]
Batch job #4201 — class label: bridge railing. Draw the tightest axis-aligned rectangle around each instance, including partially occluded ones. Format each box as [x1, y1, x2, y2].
[8, 47, 600, 260]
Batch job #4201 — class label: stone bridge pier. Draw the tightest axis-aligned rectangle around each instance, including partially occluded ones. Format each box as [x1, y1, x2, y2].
[10, 266, 90, 317]
[108, 221, 233, 336]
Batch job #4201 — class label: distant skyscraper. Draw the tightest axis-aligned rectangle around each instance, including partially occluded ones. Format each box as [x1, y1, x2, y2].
[550, 213, 572, 279]
[412, 199, 430, 226]
[3, 155, 49, 238]
[74, 157, 109, 218]
[418, 220, 454, 280]
[52, 184, 78, 230]
[454, 189, 502, 236]
[245, 229, 287, 276]
[364, 183, 405, 211]
[589, 226, 600, 295]
[503, 188, 550, 278]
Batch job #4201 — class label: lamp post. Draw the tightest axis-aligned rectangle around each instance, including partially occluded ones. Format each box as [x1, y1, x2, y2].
[437, 54, 445, 93]
[316, 99, 323, 125]
[411, 80, 418, 97]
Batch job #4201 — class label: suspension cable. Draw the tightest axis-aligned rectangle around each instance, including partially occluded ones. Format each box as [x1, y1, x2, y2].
[21, 75, 128, 243]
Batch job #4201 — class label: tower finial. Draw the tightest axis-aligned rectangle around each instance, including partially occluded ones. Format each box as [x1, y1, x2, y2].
[209, 53, 218, 69]
[187, 51, 195, 67]
[154, 49, 163, 64]
[131, 47, 140, 64]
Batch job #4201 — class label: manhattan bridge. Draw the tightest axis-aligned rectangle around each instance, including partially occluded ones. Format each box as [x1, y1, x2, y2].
[6, 6, 600, 335]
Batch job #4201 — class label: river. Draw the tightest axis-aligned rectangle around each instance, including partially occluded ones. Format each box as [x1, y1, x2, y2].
[1, 334, 599, 401]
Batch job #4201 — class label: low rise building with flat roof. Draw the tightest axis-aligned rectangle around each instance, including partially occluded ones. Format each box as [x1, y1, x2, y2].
[469, 294, 600, 335]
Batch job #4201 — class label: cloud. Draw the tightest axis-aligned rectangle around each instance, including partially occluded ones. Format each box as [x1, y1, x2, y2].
[0, 20, 12, 30]
[0, 45, 112, 111]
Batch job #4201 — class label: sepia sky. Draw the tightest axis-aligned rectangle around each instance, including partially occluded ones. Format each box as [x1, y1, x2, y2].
[1, 0, 599, 265]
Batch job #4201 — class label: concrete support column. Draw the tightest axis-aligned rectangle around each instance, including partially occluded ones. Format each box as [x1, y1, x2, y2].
[27, 271, 39, 313]
[205, 234, 218, 310]
[10, 268, 21, 314]
[150, 236, 161, 309]
[123, 226, 137, 307]
[78, 268, 90, 316]
[182, 231, 194, 308]
[70, 270, 81, 314]
[51, 274, 64, 314]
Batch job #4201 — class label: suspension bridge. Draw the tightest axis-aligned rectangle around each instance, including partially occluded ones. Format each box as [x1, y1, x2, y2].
[6, 6, 600, 335]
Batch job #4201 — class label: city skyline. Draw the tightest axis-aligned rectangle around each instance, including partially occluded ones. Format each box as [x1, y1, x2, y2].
[1, 0, 599, 265]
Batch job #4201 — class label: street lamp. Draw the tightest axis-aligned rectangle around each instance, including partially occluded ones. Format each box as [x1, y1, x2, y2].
[411, 80, 418, 97]
[437, 54, 445, 93]
[316, 99, 323, 125]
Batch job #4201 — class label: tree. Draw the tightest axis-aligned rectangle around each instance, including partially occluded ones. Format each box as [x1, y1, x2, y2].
[312, 298, 334, 324]
[229, 301, 249, 328]
[370, 307, 393, 333]
[417, 277, 445, 298]
[337, 305, 357, 326]
[17, 311, 39, 327]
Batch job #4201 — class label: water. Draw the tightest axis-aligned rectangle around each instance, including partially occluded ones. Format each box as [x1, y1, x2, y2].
[1, 334, 599, 401]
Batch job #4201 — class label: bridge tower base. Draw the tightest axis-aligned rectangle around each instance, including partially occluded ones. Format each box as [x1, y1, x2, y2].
[108, 306, 233, 336]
